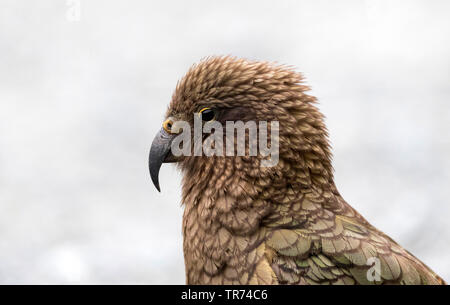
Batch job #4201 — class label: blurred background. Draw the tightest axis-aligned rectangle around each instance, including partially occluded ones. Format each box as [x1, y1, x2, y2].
[0, 0, 449, 284]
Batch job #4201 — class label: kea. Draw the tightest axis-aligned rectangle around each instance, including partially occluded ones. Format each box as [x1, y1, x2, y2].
[148, 56, 445, 285]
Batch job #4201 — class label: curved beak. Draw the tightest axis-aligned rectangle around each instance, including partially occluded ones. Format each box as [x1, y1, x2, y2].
[148, 128, 177, 192]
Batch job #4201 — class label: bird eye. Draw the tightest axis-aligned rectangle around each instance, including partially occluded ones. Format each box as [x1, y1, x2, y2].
[199, 108, 215, 121]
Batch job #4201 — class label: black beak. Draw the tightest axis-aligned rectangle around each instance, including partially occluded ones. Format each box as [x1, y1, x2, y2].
[148, 128, 177, 192]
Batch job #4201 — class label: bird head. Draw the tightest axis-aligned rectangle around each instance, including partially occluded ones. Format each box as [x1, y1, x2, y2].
[149, 56, 333, 195]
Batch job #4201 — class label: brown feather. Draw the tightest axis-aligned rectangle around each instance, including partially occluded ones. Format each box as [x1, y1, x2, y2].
[161, 56, 446, 285]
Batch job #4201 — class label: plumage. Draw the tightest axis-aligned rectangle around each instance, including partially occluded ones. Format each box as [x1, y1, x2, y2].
[149, 56, 446, 285]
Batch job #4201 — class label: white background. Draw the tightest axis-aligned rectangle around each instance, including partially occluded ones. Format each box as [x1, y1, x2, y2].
[0, 0, 449, 283]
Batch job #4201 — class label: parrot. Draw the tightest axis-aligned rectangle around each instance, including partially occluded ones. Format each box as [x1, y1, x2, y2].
[148, 56, 446, 285]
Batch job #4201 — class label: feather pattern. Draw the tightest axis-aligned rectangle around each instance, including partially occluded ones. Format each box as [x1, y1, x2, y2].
[162, 56, 446, 285]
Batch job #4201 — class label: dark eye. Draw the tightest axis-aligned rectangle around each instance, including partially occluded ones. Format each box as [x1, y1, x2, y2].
[199, 108, 215, 121]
